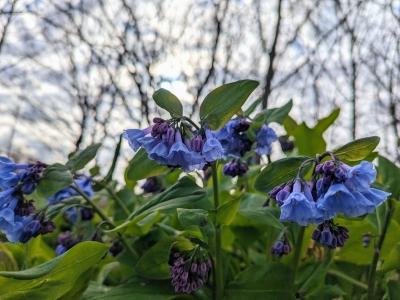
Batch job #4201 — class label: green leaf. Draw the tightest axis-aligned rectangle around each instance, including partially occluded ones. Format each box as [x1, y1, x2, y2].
[107, 211, 162, 235]
[333, 136, 380, 163]
[36, 163, 73, 198]
[314, 108, 340, 133]
[0, 241, 108, 300]
[254, 99, 293, 125]
[125, 148, 168, 187]
[177, 208, 209, 227]
[66, 143, 101, 172]
[81, 281, 175, 300]
[254, 157, 309, 193]
[153, 89, 183, 117]
[232, 207, 284, 230]
[200, 80, 259, 129]
[378, 156, 400, 199]
[135, 238, 175, 280]
[225, 263, 295, 300]
[381, 242, 400, 272]
[284, 109, 340, 156]
[217, 197, 241, 225]
[387, 280, 400, 300]
[243, 97, 262, 116]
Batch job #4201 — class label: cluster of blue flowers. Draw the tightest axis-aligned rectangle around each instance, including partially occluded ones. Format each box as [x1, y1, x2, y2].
[124, 118, 224, 172]
[0, 157, 55, 242]
[48, 175, 94, 224]
[269, 160, 390, 248]
[215, 118, 277, 177]
[215, 118, 278, 157]
[312, 221, 349, 249]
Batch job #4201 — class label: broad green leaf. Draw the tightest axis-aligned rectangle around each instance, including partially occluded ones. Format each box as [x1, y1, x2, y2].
[232, 207, 283, 230]
[254, 157, 309, 193]
[200, 80, 259, 129]
[307, 285, 346, 300]
[107, 211, 162, 235]
[66, 143, 101, 172]
[225, 263, 295, 300]
[254, 99, 293, 125]
[217, 196, 241, 225]
[0, 241, 108, 300]
[314, 108, 340, 133]
[135, 238, 175, 280]
[378, 156, 400, 199]
[243, 97, 262, 116]
[177, 208, 209, 227]
[125, 148, 168, 187]
[81, 281, 175, 300]
[0, 244, 18, 272]
[381, 242, 400, 272]
[333, 136, 380, 163]
[284, 109, 339, 156]
[387, 280, 400, 300]
[153, 89, 183, 117]
[129, 176, 206, 219]
[36, 163, 73, 198]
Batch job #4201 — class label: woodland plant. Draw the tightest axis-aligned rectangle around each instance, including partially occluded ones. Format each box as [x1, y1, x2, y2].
[0, 80, 398, 300]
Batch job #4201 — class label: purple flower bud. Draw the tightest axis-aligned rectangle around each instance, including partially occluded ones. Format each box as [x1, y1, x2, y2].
[141, 177, 162, 193]
[189, 136, 204, 152]
[80, 207, 94, 221]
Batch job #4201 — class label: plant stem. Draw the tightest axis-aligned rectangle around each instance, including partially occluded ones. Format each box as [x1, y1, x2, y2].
[367, 200, 393, 300]
[72, 184, 139, 259]
[292, 226, 305, 284]
[328, 269, 368, 291]
[105, 186, 131, 217]
[211, 162, 223, 300]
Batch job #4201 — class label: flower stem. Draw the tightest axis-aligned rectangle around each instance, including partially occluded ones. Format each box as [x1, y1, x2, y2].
[211, 162, 223, 300]
[292, 226, 305, 285]
[367, 199, 393, 300]
[72, 184, 139, 259]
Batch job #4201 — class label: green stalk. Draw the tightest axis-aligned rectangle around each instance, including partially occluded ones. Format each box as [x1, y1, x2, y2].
[211, 162, 223, 300]
[328, 269, 368, 291]
[367, 200, 393, 300]
[72, 184, 139, 259]
[292, 226, 305, 284]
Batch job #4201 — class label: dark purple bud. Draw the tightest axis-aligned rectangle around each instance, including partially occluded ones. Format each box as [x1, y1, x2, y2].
[109, 241, 123, 256]
[362, 234, 371, 248]
[80, 207, 94, 221]
[153, 117, 165, 124]
[190, 136, 204, 152]
[141, 177, 162, 193]
[312, 228, 321, 241]
[40, 220, 56, 235]
[320, 227, 333, 246]
[278, 135, 294, 152]
[234, 118, 250, 133]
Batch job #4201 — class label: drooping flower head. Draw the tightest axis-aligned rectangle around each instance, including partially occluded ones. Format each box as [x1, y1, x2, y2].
[223, 159, 248, 177]
[271, 236, 292, 257]
[169, 247, 212, 294]
[255, 124, 278, 155]
[141, 177, 162, 194]
[124, 118, 224, 172]
[315, 160, 390, 218]
[55, 231, 80, 255]
[0, 157, 54, 243]
[312, 220, 349, 249]
[48, 175, 94, 224]
[270, 179, 323, 226]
